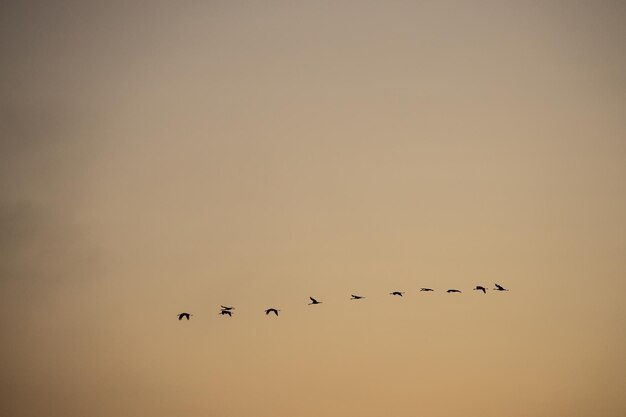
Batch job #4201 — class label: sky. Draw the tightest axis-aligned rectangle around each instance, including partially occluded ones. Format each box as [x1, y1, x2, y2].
[1, 1, 625, 416]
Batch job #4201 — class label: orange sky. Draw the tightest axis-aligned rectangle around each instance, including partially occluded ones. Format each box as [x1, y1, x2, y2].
[1, 1, 625, 416]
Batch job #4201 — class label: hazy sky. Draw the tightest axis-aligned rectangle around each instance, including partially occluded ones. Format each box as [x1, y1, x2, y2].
[1, 1, 625, 416]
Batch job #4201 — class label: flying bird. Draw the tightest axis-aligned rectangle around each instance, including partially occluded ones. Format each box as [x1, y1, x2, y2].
[447, 289, 462, 293]
[474, 286, 487, 293]
[420, 288, 434, 292]
[177, 313, 192, 320]
[494, 283, 509, 291]
[390, 291, 404, 296]
[265, 308, 280, 316]
[219, 310, 232, 317]
[220, 305, 235, 310]
[308, 297, 322, 305]
[350, 294, 365, 300]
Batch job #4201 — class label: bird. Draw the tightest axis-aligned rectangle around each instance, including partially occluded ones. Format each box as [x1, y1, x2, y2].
[177, 313, 192, 320]
[308, 297, 322, 305]
[494, 283, 509, 291]
[390, 291, 404, 296]
[474, 285, 487, 293]
[447, 289, 462, 293]
[220, 305, 235, 310]
[420, 288, 434, 292]
[265, 308, 280, 316]
[219, 310, 232, 317]
[350, 294, 365, 300]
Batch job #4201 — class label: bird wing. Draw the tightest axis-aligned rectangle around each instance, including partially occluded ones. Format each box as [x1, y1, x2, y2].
[495, 284, 504, 290]
[310, 297, 317, 303]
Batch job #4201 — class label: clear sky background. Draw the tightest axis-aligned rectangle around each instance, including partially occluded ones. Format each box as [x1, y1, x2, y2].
[1, 1, 625, 416]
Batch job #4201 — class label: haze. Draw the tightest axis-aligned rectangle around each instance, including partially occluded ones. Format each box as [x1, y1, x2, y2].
[1, 1, 625, 416]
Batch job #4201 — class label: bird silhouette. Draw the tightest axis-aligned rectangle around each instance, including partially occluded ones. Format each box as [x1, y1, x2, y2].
[220, 305, 235, 310]
[494, 283, 509, 291]
[447, 289, 462, 293]
[420, 288, 434, 292]
[265, 308, 280, 316]
[177, 313, 192, 320]
[390, 291, 404, 296]
[350, 294, 365, 300]
[219, 310, 232, 317]
[308, 297, 322, 305]
[474, 286, 487, 293]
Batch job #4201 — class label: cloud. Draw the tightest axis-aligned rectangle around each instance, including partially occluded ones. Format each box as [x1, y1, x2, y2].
[0, 98, 100, 292]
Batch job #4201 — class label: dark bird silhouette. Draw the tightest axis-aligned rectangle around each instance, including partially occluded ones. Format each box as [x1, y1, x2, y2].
[447, 289, 462, 293]
[420, 288, 434, 292]
[390, 291, 404, 296]
[308, 297, 322, 305]
[220, 305, 235, 310]
[474, 286, 487, 293]
[494, 283, 509, 291]
[265, 308, 280, 316]
[350, 294, 365, 300]
[219, 310, 232, 317]
[177, 313, 192, 320]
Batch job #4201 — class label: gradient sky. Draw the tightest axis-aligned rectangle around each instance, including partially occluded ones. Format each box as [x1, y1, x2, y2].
[1, 1, 625, 416]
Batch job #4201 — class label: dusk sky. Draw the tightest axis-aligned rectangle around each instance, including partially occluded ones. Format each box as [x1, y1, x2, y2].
[1, 1, 625, 416]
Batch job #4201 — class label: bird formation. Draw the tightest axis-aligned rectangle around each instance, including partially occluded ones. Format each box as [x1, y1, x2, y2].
[178, 284, 509, 320]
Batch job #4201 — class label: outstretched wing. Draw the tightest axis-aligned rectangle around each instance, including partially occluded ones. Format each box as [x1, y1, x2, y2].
[310, 297, 317, 303]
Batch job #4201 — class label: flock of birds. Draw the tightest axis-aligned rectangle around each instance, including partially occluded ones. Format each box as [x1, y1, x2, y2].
[177, 283, 509, 320]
